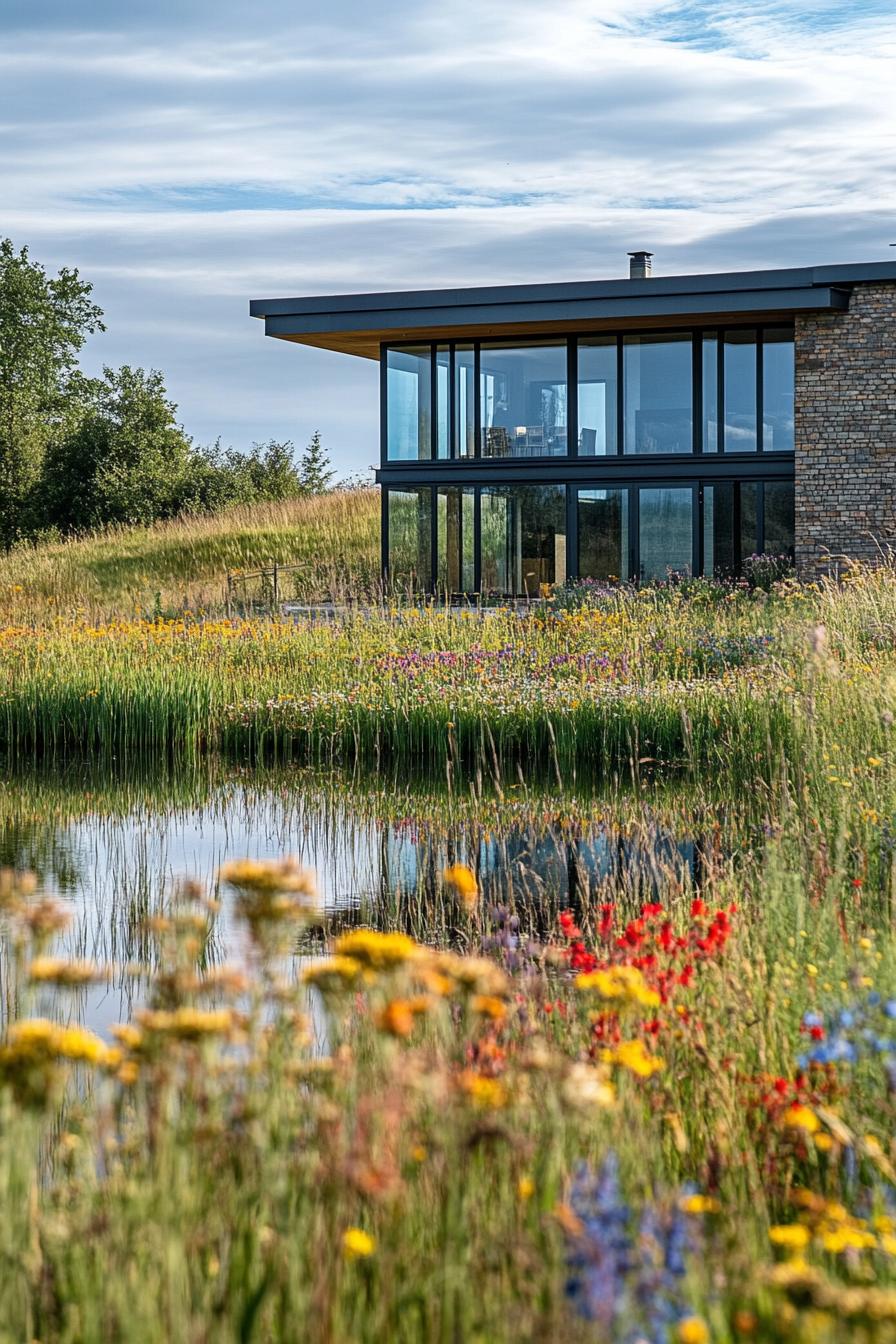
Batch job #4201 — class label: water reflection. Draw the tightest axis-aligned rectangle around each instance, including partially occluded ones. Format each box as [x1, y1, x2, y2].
[0, 766, 730, 1033]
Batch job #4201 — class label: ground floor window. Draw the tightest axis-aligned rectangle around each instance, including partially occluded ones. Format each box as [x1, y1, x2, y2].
[479, 486, 566, 597]
[385, 478, 794, 594]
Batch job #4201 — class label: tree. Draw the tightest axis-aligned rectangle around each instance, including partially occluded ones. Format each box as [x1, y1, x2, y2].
[299, 430, 334, 495]
[0, 239, 104, 547]
[43, 366, 193, 531]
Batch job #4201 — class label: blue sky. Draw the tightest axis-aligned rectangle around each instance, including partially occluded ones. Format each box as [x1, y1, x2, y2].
[2, 0, 895, 476]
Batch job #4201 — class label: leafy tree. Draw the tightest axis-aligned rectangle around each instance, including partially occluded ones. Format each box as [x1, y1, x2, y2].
[0, 239, 104, 548]
[180, 439, 303, 514]
[299, 430, 334, 494]
[43, 366, 193, 530]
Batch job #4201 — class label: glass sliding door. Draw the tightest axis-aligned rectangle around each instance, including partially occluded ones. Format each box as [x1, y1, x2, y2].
[639, 487, 693, 581]
[623, 334, 692, 454]
[387, 487, 431, 589]
[437, 487, 475, 593]
[386, 347, 431, 461]
[577, 489, 629, 581]
[739, 482, 759, 566]
[481, 486, 566, 596]
[479, 344, 568, 458]
[723, 331, 757, 452]
[577, 338, 617, 455]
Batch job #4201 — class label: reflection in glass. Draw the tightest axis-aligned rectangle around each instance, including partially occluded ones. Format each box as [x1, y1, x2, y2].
[639, 488, 693, 580]
[387, 488, 431, 589]
[702, 333, 718, 452]
[480, 486, 566, 596]
[723, 331, 757, 452]
[577, 489, 629, 581]
[455, 345, 475, 459]
[437, 487, 475, 593]
[480, 344, 567, 458]
[703, 483, 734, 576]
[436, 346, 450, 460]
[739, 482, 758, 565]
[624, 335, 693, 454]
[763, 330, 795, 452]
[764, 481, 795, 559]
[578, 339, 617, 455]
[386, 347, 431, 461]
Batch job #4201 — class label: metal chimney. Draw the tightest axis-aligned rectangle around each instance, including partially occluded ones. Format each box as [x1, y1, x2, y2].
[628, 250, 653, 279]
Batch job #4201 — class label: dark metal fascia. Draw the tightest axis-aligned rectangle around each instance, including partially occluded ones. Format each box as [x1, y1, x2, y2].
[375, 454, 795, 487]
[261, 287, 846, 341]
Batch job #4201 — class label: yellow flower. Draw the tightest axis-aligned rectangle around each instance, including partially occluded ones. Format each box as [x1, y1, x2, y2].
[29, 957, 103, 987]
[342, 1227, 375, 1260]
[374, 997, 430, 1038]
[769, 1224, 811, 1252]
[136, 1008, 234, 1041]
[677, 1319, 709, 1344]
[781, 1104, 820, 1135]
[576, 965, 661, 1010]
[471, 994, 507, 1022]
[334, 929, 420, 972]
[443, 863, 478, 911]
[517, 1176, 535, 1202]
[458, 1070, 507, 1109]
[605, 1039, 664, 1079]
[680, 1194, 720, 1215]
[303, 956, 365, 993]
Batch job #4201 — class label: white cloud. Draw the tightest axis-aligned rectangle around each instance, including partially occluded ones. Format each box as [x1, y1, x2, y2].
[1, 0, 895, 471]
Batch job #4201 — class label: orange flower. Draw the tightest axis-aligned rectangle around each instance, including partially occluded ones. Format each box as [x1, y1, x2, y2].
[443, 864, 478, 912]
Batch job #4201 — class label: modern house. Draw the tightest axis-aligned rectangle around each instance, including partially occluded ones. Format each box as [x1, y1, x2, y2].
[251, 256, 896, 595]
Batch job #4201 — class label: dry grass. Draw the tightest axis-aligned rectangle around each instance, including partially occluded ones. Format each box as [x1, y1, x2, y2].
[0, 490, 381, 622]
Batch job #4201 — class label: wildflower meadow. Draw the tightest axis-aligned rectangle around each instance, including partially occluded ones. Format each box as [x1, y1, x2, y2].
[3, 538, 896, 1339]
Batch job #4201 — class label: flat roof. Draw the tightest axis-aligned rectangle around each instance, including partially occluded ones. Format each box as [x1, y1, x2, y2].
[249, 260, 896, 359]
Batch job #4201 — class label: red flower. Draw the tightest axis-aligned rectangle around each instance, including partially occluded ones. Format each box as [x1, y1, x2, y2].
[691, 898, 707, 918]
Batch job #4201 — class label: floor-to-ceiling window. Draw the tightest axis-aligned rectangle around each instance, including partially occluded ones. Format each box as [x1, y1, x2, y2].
[386, 487, 431, 588]
[479, 343, 568, 458]
[623, 334, 693, 454]
[386, 347, 431, 461]
[480, 486, 566, 596]
[577, 489, 629, 581]
[437, 487, 475, 593]
[639, 487, 694, 580]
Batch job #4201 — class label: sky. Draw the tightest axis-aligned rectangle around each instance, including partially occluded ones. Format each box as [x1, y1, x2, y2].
[2, 0, 895, 477]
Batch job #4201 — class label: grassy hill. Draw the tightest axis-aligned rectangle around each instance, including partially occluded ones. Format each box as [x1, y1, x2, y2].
[0, 490, 380, 622]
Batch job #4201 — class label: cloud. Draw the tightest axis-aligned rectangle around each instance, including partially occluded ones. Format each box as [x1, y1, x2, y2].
[1, 0, 894, 471]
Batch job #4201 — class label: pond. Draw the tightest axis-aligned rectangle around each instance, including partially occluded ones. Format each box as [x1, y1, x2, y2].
[0, 764, 739, 1037]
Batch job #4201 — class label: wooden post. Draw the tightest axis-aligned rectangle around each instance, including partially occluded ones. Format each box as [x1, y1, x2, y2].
[272, 562, 280, 611]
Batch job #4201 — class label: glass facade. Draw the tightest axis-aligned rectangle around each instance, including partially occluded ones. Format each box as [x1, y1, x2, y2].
[382, 323, 795, 592]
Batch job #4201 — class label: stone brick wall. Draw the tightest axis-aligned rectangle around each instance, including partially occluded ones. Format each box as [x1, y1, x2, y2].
[795, 283, 896, 577]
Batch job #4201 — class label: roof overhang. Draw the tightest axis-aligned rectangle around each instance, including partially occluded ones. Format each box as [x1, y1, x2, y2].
[249, 261, 896, 360]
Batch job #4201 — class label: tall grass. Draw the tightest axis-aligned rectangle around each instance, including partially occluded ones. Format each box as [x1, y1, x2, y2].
[0, 489, 380, 622]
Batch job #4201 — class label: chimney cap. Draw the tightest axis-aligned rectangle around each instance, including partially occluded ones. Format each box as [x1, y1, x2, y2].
[627, 250, 653, 279]
[627, 250, 654, 259]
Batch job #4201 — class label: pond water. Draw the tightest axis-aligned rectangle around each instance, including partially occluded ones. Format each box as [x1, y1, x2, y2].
[1, 766, 730, 1037]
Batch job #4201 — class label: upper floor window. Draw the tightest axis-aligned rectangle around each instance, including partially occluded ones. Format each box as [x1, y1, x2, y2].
[386, 346, 431, 461]
[623, 334, 693, 454]
[479, 343, 567, 458]
[384, 326, 793, 462]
